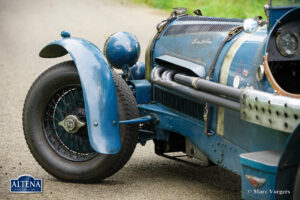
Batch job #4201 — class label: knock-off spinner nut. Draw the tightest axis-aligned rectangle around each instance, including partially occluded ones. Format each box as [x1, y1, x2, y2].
[58, 115, 85, 134]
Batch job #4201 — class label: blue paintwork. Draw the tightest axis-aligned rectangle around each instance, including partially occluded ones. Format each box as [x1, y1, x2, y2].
[264, 7, 300, 55]
[150, 16, 288, 153]
[129, 61, 145, 80]
[241, 162, 277, 200]
[268, 6, 295, 30]
[40, 37, 121, 154]
[219, 27, 289, 154]
[240, 151, 279, 174]
[141, 5, 299, 199]
[151, 17, 273, 138]
[61, 30, 71, 38]
[238, 123, 300, 200]
[153, 30, 231, 75]
[139, 103, 246, 174]
[141, 11, 298, 199]
[119, 115, 152, 124]
[274, 124, 300, 199]
[224, 28, 273, 92]
[209, 28, 274, 136]
[240, 151, 280, 199]
[129, 79, 151, 104]
[38, 4, 300, 198]
[278, 124, 300, 173]
[104, 32, 140, 69]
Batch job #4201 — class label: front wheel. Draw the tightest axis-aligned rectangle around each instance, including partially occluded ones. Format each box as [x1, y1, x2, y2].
[23, 61, 138, 182]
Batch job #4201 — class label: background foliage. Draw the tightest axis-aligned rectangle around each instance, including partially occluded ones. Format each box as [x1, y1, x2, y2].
[133, 0, 269, 18]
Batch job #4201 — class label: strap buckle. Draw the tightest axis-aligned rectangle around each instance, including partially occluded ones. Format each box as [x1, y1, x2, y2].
[203, 102, 213, 136]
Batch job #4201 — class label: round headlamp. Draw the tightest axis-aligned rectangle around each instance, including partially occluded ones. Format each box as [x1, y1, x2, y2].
[276, 31, 299, 57]
[103, 32, 140, 69]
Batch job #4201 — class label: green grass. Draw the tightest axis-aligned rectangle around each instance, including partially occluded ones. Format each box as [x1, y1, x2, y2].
[133, 0, 269, 19]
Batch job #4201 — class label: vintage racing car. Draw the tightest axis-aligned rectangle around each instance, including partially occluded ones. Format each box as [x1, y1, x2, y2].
[23, 0, 300, 199]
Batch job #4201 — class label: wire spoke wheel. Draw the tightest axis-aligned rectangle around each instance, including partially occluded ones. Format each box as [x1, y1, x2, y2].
[23, 61, 138, 182]
[43, 86, 97, 162]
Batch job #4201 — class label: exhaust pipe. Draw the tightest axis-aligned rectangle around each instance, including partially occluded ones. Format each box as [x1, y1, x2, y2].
[151, 67, 240, 112]
[174, 74, 242, 100]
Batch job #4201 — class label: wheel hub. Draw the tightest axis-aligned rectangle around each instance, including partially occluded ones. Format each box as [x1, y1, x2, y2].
[58, 115, 85, 134]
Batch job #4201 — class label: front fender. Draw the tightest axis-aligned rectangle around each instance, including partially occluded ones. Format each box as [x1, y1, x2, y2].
[275, 124, 300, 198]
[40, 37, 120, 154]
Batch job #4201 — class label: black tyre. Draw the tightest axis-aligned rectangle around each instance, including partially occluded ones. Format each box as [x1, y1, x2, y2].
[23, 61, 138, 182]
[293, 165, 300, 199]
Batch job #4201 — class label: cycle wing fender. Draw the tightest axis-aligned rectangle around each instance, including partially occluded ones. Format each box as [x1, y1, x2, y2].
[40, 37, 121, 154]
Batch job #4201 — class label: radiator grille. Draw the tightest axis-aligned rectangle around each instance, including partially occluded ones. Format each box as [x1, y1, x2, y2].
[154, 86, 204, 121]
[164, 24, 240, 35]
[164, 15, 243, 36]
[178, 16, 244, 23]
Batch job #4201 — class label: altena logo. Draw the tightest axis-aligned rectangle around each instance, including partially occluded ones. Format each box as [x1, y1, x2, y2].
[10, 174, 42, 193]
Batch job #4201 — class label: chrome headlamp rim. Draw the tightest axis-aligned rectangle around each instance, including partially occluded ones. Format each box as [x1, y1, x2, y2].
[243, 18, 259, 33]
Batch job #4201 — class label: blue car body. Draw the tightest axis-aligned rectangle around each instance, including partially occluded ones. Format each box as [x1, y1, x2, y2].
[40, 1, 300, 199]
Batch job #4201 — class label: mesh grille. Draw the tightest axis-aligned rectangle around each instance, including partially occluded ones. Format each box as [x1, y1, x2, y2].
[178, 15, 244, 23]
[154, 86, 204, 121]
[164, 15, 243, 36]
[164, 24, 240, 35]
